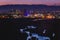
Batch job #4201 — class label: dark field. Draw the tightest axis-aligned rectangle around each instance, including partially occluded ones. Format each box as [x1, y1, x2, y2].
[0, 18, 60, 40]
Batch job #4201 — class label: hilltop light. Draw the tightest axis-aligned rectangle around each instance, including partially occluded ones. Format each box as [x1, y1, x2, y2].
[41, 15, 45, 19]
[40, 14, 45, 19]
[1, 16, 5, 18]
[34, 14, 38, 17]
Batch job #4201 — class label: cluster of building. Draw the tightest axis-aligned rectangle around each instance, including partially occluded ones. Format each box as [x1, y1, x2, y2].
[0, 9, 60, 19]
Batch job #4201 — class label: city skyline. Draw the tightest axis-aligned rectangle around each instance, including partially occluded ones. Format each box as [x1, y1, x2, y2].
[0, 0, 60, 5]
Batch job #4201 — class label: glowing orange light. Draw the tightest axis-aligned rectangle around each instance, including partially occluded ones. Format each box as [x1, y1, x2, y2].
[45, 13, 55, 19]
[47, 16, 52, 18]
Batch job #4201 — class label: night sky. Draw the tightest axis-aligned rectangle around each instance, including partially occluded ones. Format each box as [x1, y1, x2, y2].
[0, 0, 60, 5]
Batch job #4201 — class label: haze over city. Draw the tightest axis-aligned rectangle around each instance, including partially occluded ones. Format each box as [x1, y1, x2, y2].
[0, 0, 60, 5]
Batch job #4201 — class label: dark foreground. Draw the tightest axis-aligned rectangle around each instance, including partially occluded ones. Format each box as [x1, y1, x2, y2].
[0, 18, 60, 40]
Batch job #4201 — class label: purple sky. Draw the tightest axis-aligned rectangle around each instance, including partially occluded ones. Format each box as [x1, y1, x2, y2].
[0, 0, 60, 5]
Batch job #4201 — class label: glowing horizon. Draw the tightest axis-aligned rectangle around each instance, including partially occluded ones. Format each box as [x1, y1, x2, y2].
[0, 0, 60, 5]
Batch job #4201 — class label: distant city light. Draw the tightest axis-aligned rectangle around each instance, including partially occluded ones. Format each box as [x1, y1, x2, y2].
[0, 9, 60, 19]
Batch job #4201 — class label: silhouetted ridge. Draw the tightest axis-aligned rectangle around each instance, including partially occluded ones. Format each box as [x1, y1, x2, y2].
[0, 4, 60, 13]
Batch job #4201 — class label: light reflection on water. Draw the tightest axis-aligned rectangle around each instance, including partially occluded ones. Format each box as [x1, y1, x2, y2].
[27, 33, 50, 40]
[20, 26, 50, 40]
